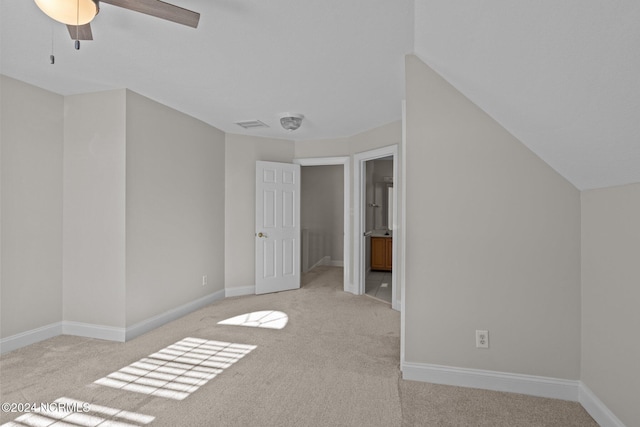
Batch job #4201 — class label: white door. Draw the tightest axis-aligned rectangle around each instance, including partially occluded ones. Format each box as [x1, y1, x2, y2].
[255, 161, 301, 294]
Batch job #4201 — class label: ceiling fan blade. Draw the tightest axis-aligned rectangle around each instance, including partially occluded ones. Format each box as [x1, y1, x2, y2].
[101, 0, 200, 28]
[67, 24, 94, 40]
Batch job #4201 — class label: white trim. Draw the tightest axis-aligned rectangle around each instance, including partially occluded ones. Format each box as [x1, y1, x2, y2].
[1, 288, 227, 352]
[126, 289, 225, 341]
[579, 382, 627, 427]
[308, 256, 344, 271]
[401, 361, 628, 426]
[63, 321, 126, 342]
[225, 286, 256, 298]
[391, 148, 399, 311]
[0, 322, 63, 354]
[400, 100, 407, 360]
[309, 255, 330, 271]
[401, 362, 580, 402]
[294, 157, 346, 166]
[294, 156, 351, 294]
[353, 145, 399, 311]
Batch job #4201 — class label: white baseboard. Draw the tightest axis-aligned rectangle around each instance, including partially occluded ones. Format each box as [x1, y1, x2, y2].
[309, 256, 344, 270]
[0, 322, 63, 354]
[1, 321, 127, 353]
[402, 362, 580, 402]
[225, 286, 255, 298]
[62, 321, 126, 342]
[126, 289, 225, 341]
[402, 362, 628, 425]
[579, 382, 627, 427]
[1, 289, 227, 353]
[309, 256, 329, 271]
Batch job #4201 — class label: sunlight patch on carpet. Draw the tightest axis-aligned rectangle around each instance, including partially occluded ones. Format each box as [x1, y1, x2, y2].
[217, 310, 288, 329]
[94, 337, 256, 400]
[0, 396, 154, 426]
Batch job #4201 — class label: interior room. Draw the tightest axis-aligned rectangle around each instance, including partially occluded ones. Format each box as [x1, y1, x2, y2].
[1, 1, 639, 426]
[364, 157, 394, 304]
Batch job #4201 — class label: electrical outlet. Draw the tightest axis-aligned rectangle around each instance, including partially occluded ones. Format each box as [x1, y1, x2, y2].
[476, 330, 489, 349]
[202, 275, 207, 286]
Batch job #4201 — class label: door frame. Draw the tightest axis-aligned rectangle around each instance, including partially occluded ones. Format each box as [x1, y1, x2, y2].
[353, 145, 399, 311]
[293, 157, 351, 293]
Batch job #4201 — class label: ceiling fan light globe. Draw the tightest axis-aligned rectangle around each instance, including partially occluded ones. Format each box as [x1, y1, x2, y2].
[34, 0, 99, 25]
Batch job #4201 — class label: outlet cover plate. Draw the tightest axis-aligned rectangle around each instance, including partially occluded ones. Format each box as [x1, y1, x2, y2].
[476, 330, 489, 349]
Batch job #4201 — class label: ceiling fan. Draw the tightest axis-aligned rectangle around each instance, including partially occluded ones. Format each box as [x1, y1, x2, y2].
[35, 0, 200, 44]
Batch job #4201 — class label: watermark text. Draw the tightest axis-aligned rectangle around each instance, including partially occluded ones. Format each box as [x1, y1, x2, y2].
[2, 401, 90, 413]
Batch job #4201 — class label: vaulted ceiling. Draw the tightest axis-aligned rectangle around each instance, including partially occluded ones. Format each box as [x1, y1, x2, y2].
[1, 1, 638, 189]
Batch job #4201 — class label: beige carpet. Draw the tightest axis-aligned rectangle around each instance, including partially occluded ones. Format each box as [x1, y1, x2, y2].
[0, 266, 597, 426]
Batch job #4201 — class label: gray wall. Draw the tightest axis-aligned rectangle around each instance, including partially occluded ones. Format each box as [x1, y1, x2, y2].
[63, 89, 228, 329]
[405, 55, 582, 378]
[581, 183, 640, 427]
[1, 76, 64, 337]
[63, 90, 127, 328]
[301, 165, 344, 270]
[1, 79, 227, 341]
[125, 91, 226, 326]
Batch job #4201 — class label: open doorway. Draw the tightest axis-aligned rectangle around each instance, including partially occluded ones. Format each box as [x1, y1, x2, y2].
[363, 156, 394, 303]
[300, 165, 344, 272]
[294, 157, 350, 291]
[354, 145, 399, 311]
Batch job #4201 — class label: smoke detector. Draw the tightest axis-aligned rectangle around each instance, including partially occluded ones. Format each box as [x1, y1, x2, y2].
[280, 113, 304, 131]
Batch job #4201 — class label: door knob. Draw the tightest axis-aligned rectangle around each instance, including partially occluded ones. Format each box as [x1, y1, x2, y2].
[257, 232, 268, 238]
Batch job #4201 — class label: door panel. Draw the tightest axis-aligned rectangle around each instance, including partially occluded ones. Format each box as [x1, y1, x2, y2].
[282, 238, 295, 276]
[283, 190, 295, 227]
[263, 239, 276, 279]
[255, 161, 301, 294]
[263, 189, 277, 228]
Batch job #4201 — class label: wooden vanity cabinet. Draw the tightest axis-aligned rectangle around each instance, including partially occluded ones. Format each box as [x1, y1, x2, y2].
[371, 236, 392, 271]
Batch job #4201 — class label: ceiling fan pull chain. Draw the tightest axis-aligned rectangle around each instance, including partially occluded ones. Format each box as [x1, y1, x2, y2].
[75, 0, 80, 50]
[50, 22, 55, 64]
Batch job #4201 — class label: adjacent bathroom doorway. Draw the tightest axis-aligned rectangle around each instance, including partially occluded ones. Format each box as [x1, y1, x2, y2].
[354, 145, 399, 310]
[363, 156, 394, 303]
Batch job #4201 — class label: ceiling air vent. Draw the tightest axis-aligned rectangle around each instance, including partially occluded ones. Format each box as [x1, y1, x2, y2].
[235, 120, 269, 129]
